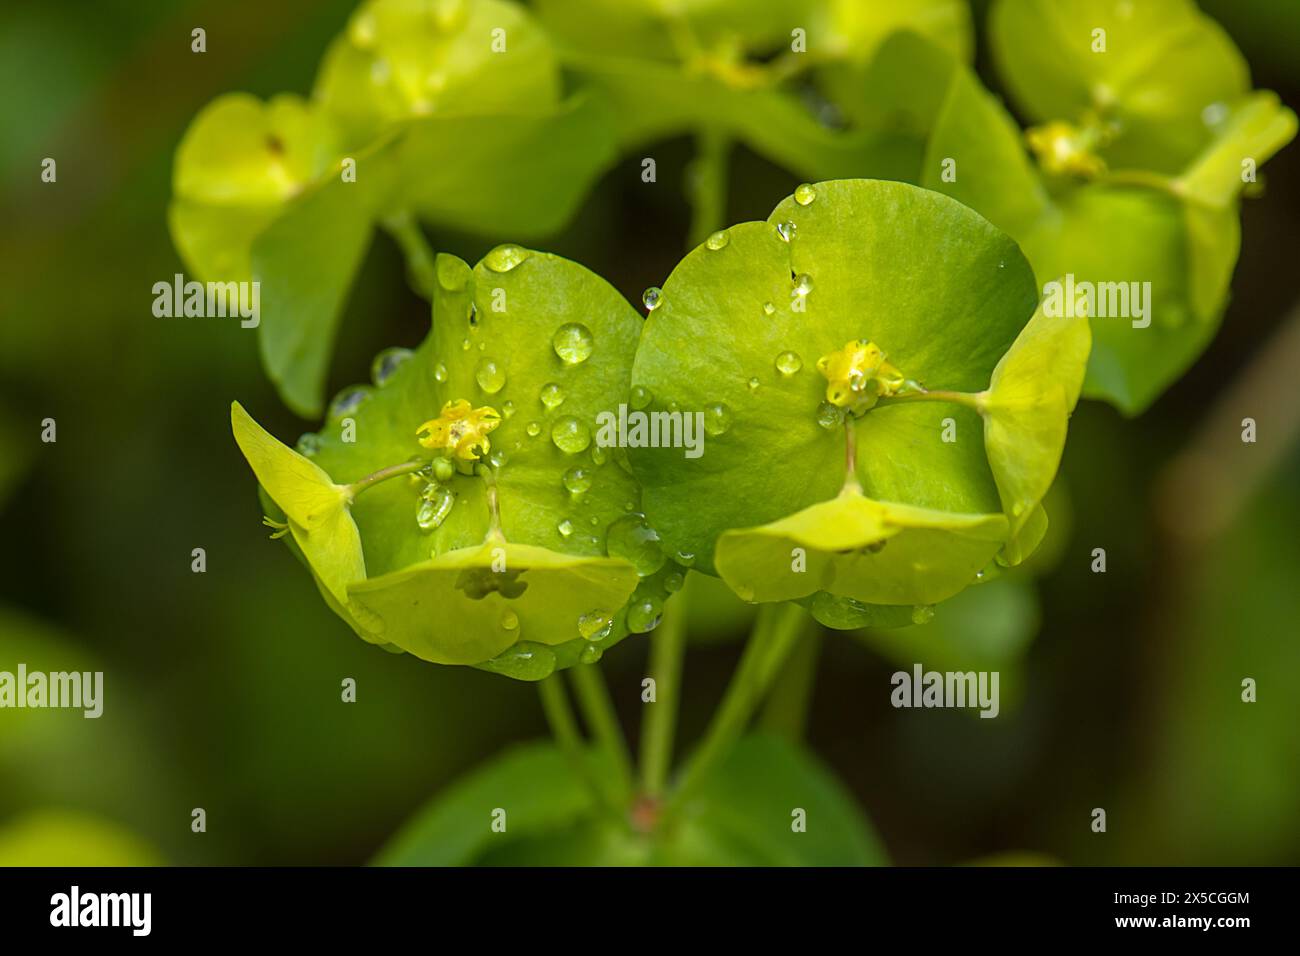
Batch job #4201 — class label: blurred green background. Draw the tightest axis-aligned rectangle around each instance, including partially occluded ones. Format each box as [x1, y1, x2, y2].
[1, 0, 1297, 865]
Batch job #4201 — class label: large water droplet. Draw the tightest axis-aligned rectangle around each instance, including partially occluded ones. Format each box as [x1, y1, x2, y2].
[703, 402, 732, 436]
[526, 420, 541, 437]
[578, 610, 614, 642]
[793, 273, 814, 296]
[794, 183, 817, 206]
[370, 347, 413, 386]
[501, 610, 519, 631]
[551, 416, 591, 454]
[487, 642, 555, 681]
[642, 287, 662, 312]
[295, 433, 322, 457]
[563, 466, 593, 495]
[552, 323, 593, 364]
[816, 401, 844, 429]
[776, 220, 797, 242]
[557, 518, 575, 538]
[475, 357, 506, 393]
[664, 572, 684, 592]
[416, 483, 454, 532]
[484, 244, 529, 272]
[705, 229, 730, 251]
[626, 596, 664, 633]
[540, 382, 565, 409]
[762, 301, 776, 317]
[590, 444, 608, 466]
[580, 643, 603, 664]
[606, 514, 666, 577]
[434, 362, 448, 383]
[630, 385, 653, 409]
[328, 386, 371, 421]
[775, 351, 803, 376]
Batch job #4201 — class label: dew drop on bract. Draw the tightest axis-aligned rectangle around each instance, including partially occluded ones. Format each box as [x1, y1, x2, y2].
[490, 642, 556, 681]
[705, 229, 730, 251]
[630, 385, 653, 409]
[580, 643, 604, 664]
[295, 433, 322, 457]
[434, 362, 448, 383]
[552, 323, 593, 364]
[540, 382, 565, 409]
[794, 183, 817, 206]
[793, 273, 814, 296]
[501, 610, 519, 631]
[674, 550, 696, 566]
[371, 347, 413, 386]
[487, 449, 508, 469]
[590, 444, 608, 466]
[484, 243, 529, 272]
[664, 572, 684, 593]
[642, 286, 662, 312]
[526, 420, 541, 437]
[578, 610, 614, 642]
[626, 596, 664, 633]
[775, 351, 803, 376]
[328, 386, 371, 421]
[563, 466, 593, 495]
[703, 402, 733, 436]
[551, 416, 591, 454]
[776, 220, 797, 242]
[558, 518, 575, 538]
[501, 400, 516, 419]
[436, 256, 467, 291]
[416, 483, 454, 532]
[816, 401, 844, 429]
[763, 301, 776, 317]
[474, 358, 505, 394]
[606, 514, 666, 577]
[911, 605, 935, 625]
[747, 377, 760, 392]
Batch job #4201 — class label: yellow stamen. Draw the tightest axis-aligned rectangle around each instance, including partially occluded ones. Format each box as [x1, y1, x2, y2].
[417, 399, 501, 461]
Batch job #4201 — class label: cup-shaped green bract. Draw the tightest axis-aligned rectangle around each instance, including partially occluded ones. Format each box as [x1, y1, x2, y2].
[233, 247, 682, 679]
[628, 179, 1087, 623]
[990, 0, 1248, 175]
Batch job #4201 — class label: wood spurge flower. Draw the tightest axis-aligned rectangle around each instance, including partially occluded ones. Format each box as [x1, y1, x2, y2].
[417, 399, 501, 461]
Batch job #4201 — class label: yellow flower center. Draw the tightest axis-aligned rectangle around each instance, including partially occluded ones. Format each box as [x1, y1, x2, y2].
[1025, 121, 1107, 178]
[417, 399, 501, 461]
[816, 340, 906, 413]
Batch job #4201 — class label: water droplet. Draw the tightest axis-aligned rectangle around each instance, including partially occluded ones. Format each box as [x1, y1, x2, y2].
[793, 273, 814, 296]
[578, 610, 614, 642]
[486, 642, 555, 681]
[703, 402, 732, 436]
[705, 229, 730, 251]
[328, 386, 371, 420]
[911, 605, 935, 625]
[432, 458, 455, 482]
[295, 433, 322, 456]
[563, 466, 593, 495]
[434, 362, 448, 382]
[475, 357, 506, 393]
[590, 444, 608, 466]
[674, 550, 696, 566]
[776, 220, 797, 243]
[816, 401, 844, 429]
[580, 643, 604, 664]
[794, 183, 817, 206]
[370, 347, 413, 386]
[501, 610, 519, 631]
[552, 322, 593, 364]
[747, 377, 760, 392]
[664, 572, 684, 592]
[775, 351, 802, 376]
[485, 244, 529, 273]
[501, 400, 516, 419]
[606, 514, 666, 576]
[630, 385, 653, 409]
[467, 303, 479, 328]
[416, 483, 454, 532]
[763, 301, 775, 316]
[551, 416, 591, 454]
[540, 382, 565, 409]
[436, 257, 468, 291]
[526, 420, 541, 437]
[558, 518, 574, 538]
[461, 338, 471, 351]
[487, 449, 508, 469]
[642, 286, 662, 312]
[626, 596, 664, 633]
[370, 58, 391, 85]
[1201, 101, 1229, 127]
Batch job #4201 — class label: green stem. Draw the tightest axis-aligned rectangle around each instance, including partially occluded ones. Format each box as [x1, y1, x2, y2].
[665, 602, 811, 815]
[686, 128, 732, 249]
[876, 388, 986, 413]
[569, 663, 634, 801]
[381, 210, 437, 300]
[345, 459, 426, 499]
[638, 596, 687, 797]
[758, 627, 821, 740]
[537, 676, 608, 810]
[1103, 168, 1193, 204]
